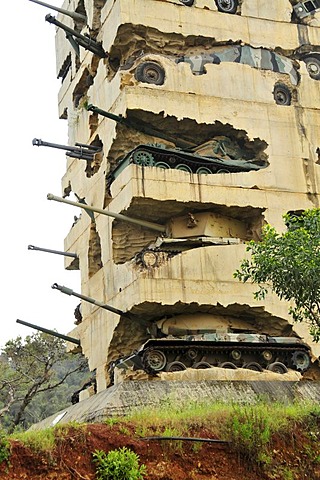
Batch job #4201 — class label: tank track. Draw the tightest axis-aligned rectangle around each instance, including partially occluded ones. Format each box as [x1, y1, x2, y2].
[106, 144, 265, 193]
[141, 340, 311, 375]
[129, 146, 261, 175]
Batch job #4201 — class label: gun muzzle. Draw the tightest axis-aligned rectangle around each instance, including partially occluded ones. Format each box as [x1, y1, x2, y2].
[28, 0, 87, 22]
[45, 15, 106, 58]
[28, 244, 78, 259]
[16, 319, 81, 345]
[47, 193, 166, 233]
[32, 138, 101, 161]
[52, 283, 128, 317]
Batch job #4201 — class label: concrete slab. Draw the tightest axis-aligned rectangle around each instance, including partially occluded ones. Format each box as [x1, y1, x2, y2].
[30, 380, 320, 430]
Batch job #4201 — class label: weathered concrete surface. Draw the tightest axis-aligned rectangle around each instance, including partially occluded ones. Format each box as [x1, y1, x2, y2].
[30, 379, 320, 430]
[52, 0, 320, 393]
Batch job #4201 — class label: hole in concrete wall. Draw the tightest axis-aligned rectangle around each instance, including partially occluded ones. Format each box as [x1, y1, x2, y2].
[107, 24, 232, 80]
[273, 82, 293, 105]
[58, 53, 72, 82]
[73, 57, 100, 108]
[104, 110, 268, 199]
[74, 0, 86, 32]
[107, 25, 298, 84]
[85, 135, 104, 178]
[112, 201, 265, 264]
[119, 111, 267, 164]
[289, 0, 320, 24]
[88, 220, 103, 277]
[73, 69, 94, 108]
[106, 302, 295, 363]
[112, 222, 159, 265]
[284, 209, 305, 229]
[89, 111, 99, 137]
[91, 0, 107, 32]
[214, 0, 240, 15]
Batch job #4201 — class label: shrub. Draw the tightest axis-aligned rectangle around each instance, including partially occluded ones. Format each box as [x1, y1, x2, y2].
[225, 405, 271, 463]
[93, 446, 146, 480]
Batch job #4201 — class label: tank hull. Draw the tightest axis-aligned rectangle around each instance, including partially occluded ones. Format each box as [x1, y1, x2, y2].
[107, 143, 266, 189]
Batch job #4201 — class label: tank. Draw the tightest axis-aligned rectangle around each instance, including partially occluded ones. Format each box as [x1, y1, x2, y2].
[107, 140, 267, 188]
[293, 0, 320, 19]
[114, 331, 311, 376]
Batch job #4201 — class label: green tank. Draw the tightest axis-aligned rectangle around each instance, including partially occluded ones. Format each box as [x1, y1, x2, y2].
[114, 331, 311, 376]
[107, 140, 267, 189]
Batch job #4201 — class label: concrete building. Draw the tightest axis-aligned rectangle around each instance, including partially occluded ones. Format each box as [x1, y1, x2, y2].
[48, 0, 320, 393]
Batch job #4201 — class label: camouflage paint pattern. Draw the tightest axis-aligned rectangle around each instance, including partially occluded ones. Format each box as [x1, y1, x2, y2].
[176, 45, 299, 85]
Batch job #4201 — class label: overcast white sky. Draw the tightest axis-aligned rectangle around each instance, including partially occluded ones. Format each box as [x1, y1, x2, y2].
[0, 0, 81, 347]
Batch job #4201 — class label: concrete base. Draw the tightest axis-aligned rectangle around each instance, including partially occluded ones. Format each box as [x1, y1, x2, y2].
[30, 380, 320, 430]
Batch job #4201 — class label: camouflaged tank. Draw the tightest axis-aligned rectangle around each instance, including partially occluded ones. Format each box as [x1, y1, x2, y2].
[107, 137, 267, 188]
[115, 332, 311, 376]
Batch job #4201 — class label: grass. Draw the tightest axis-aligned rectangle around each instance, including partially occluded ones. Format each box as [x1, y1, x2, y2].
[125, 398, 320, 475]
[12, 428, 56, 454]
[10, 421, 86, 455]
[0, 399, 319, 478]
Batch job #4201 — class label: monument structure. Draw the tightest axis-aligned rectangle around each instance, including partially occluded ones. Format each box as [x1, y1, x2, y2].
[34, 0, 320, 394]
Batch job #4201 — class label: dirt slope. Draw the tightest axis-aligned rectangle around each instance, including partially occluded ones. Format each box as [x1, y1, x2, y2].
[1, 422, 319, 479]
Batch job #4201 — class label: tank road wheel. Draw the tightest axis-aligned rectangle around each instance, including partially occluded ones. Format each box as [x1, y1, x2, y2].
[243, 362, 263, 372]
[135, 62, 165, 85]
[176, 164, 193, 173]
[192, 362, 212, 369]
[291, 351, 310, 372]
[166, 361, 187, 372]
[304, 56, 320, 80]
[179, 0, 194, 5]
[143, 349, 167, 372]
[261, 350, 273, 362]
[217, 169, 230, 174]
[218, 362, 238, 369]
[155, 161, 170, 169]
[215, 0, 238, 14]
[186, 349, 198, 360]
[231, 349, 242, 361]
[273, 84, 292, 106]
[132, 150, 155, 167]
[267, 362, 288, 374]
[196, 166, 212, 175]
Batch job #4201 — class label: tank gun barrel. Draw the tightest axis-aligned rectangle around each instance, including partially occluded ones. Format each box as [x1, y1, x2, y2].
[16, 319, 81, 345]
[32, 138, 101, 161]
[52, 283, 127, 317]
[45, 15, 106, 58]
[86, 104, 196, 150]
[47, 193, 166, 233]
[28, 244, 78, 259]
[28, 0, 87, 22]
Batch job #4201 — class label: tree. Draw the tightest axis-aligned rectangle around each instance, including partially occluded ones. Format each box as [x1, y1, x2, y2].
[0, 332, 88, 432]
[234, 208, 320, 342]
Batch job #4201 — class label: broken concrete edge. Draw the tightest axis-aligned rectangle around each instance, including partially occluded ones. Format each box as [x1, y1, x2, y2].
[29, 379, 320, 431]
